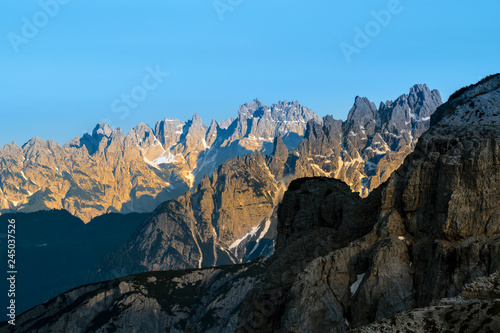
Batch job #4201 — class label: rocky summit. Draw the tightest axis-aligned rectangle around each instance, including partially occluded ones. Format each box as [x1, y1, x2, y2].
[0, 86, 439, 223]
[292, 84, 442, 196]
[5, 76, 498, 332]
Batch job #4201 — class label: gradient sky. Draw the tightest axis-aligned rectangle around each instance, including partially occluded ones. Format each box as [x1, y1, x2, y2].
[0, 0, 499, 147]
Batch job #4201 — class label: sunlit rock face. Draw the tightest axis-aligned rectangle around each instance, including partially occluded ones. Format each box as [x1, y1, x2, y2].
[292, 84, 442, 196]
[0, 86, 439, 222]
[0, 99, 319, 222]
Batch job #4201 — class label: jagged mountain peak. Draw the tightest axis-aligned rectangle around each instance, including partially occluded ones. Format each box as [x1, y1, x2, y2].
[191, 113, 203, 124]
[153, 117, 185, 149]
[205, 119, 219, 147]
[347, 96, 378, 124]
[0, 142, 21, 155]
[354, 95, 372, 103]
[161, 116, 182, 123]
[21, 136, 47, 149]
[409, 82, 431, 94]
[272, 100, 300, 108]
[131, 122, 152, 132]
[269, 101, 319, 126]
[20, 137, 64, 157]
[272, 136, 287, 154]
[238, 98, 266, 119]
[267, 136, 290, 179]
[128, 122, 155, 141]
[127, 123, 157, 150]
[92, 122, 115, 138]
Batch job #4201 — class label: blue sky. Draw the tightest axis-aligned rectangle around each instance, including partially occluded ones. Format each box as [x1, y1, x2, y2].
[0, 0, 499, 147]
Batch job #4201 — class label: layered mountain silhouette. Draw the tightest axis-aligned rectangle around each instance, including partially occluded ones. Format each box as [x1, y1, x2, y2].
[4, 75, 498, 332]
[0, 84, 442, 317]
[0, 99, 318, 223]
[0, 86, 440, 223]
[86, 84, 442, 280]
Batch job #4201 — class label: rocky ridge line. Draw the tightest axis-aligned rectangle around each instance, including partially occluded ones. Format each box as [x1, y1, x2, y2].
[0, 86, 439, 222]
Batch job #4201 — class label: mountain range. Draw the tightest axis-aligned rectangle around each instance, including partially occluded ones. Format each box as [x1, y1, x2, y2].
[1, 84, 442, 316]
[4, 75, 498, 332]
[0, 84, 445, 319]
[87, 84, 442, 279]
[0, 99, 319, 223]
[0, 85, 440, 223]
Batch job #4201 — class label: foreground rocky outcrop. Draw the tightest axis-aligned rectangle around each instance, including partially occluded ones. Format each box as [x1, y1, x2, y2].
[3, 262, 267, 333]
[236, 74, 500, 332]
[350, 299, 500, 333]
[350, 270, 500, 332]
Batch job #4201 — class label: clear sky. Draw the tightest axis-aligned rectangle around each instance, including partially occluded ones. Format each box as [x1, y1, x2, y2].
[0, 0, 499, 147]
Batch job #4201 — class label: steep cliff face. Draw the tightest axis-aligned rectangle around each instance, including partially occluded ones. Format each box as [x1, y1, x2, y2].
[236, 75, 500, 332]
[90, 150, 282, 282]
[378, 74, 500, 308]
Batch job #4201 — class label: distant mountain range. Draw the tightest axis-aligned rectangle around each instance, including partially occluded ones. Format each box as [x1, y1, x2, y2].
[0, 99, 319, 222]
[0, 84, 442, 315]
[7, 75, 499, 333]
[0, 85, 440, 223]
